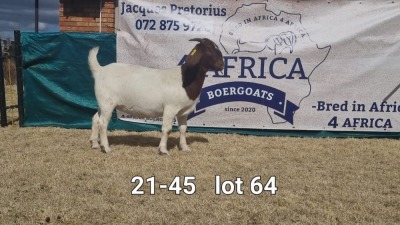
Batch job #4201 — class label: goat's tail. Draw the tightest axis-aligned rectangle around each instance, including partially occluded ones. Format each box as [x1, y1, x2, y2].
[88, 47, 101, 77]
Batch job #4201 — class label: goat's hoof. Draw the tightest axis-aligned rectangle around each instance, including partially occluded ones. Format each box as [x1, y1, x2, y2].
[101, 146, 112, 153]
[159, 151, 169, 156]
[159, 147, 169, 156]
[180, 145, 191, 152]
[91, 141, 100, 149]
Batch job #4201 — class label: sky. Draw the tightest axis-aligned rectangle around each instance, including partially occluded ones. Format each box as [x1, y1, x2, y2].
[0, 0, 59, 40]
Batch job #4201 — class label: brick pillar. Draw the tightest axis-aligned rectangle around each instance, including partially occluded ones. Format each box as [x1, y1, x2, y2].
[59, 0, 115, 33]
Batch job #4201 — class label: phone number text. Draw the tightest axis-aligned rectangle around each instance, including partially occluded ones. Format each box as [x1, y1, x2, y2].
[134, 19, 212, 33]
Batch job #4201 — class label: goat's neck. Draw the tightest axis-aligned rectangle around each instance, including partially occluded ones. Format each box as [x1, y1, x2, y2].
[181, 64, 208, 101]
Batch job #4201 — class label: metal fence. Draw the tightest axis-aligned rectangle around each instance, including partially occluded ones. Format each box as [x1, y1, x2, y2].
[0, 31, 24, 127]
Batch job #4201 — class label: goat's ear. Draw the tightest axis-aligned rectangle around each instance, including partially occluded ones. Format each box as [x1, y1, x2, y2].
[185, 46, 202, 67]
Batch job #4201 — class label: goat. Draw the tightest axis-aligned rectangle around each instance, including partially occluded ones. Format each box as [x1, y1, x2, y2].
[88, 38, 224, 155]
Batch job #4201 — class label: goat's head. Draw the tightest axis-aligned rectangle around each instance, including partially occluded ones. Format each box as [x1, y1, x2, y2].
[185, 38, 224, 71]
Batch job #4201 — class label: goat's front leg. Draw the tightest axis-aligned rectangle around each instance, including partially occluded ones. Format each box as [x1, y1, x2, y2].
[159, 108, 178, 155]
[177, 115, 190, 151]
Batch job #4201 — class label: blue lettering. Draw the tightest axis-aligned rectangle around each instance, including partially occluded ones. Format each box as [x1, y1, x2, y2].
[238, 57, 256, 78]
[269, 57, 287, 79]
[287, 58, 306, 79]
[179, 55, 307, 80]
[258, 57, 268, 78]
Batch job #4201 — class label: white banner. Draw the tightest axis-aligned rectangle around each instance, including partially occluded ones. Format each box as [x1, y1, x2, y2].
[117, 0, 400, 132]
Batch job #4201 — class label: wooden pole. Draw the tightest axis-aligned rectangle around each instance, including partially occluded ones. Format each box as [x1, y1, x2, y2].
[0, 40, 7, 127]
[35, 0, 39, 33]
[14, 30, 24, 126]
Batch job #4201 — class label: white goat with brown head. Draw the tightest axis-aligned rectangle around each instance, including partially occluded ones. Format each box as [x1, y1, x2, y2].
[88, 38, 224, 155]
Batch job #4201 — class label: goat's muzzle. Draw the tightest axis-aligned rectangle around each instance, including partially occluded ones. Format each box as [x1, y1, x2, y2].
[215, 61, 224, 71]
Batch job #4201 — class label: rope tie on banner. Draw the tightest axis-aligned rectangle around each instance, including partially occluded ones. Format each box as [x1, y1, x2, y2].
[383, 83, 400, 102]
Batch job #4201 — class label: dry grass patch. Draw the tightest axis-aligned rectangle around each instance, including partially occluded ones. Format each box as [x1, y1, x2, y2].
[0, 127, 399, 224]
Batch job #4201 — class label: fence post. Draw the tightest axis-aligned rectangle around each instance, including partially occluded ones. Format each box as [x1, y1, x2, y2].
[0, 40, 7, 127]
[14, 30, 24, 127]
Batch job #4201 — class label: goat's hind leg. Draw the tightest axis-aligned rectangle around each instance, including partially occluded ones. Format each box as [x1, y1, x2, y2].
[90, 112, 101, 149]
[97, 108, 114, 153]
